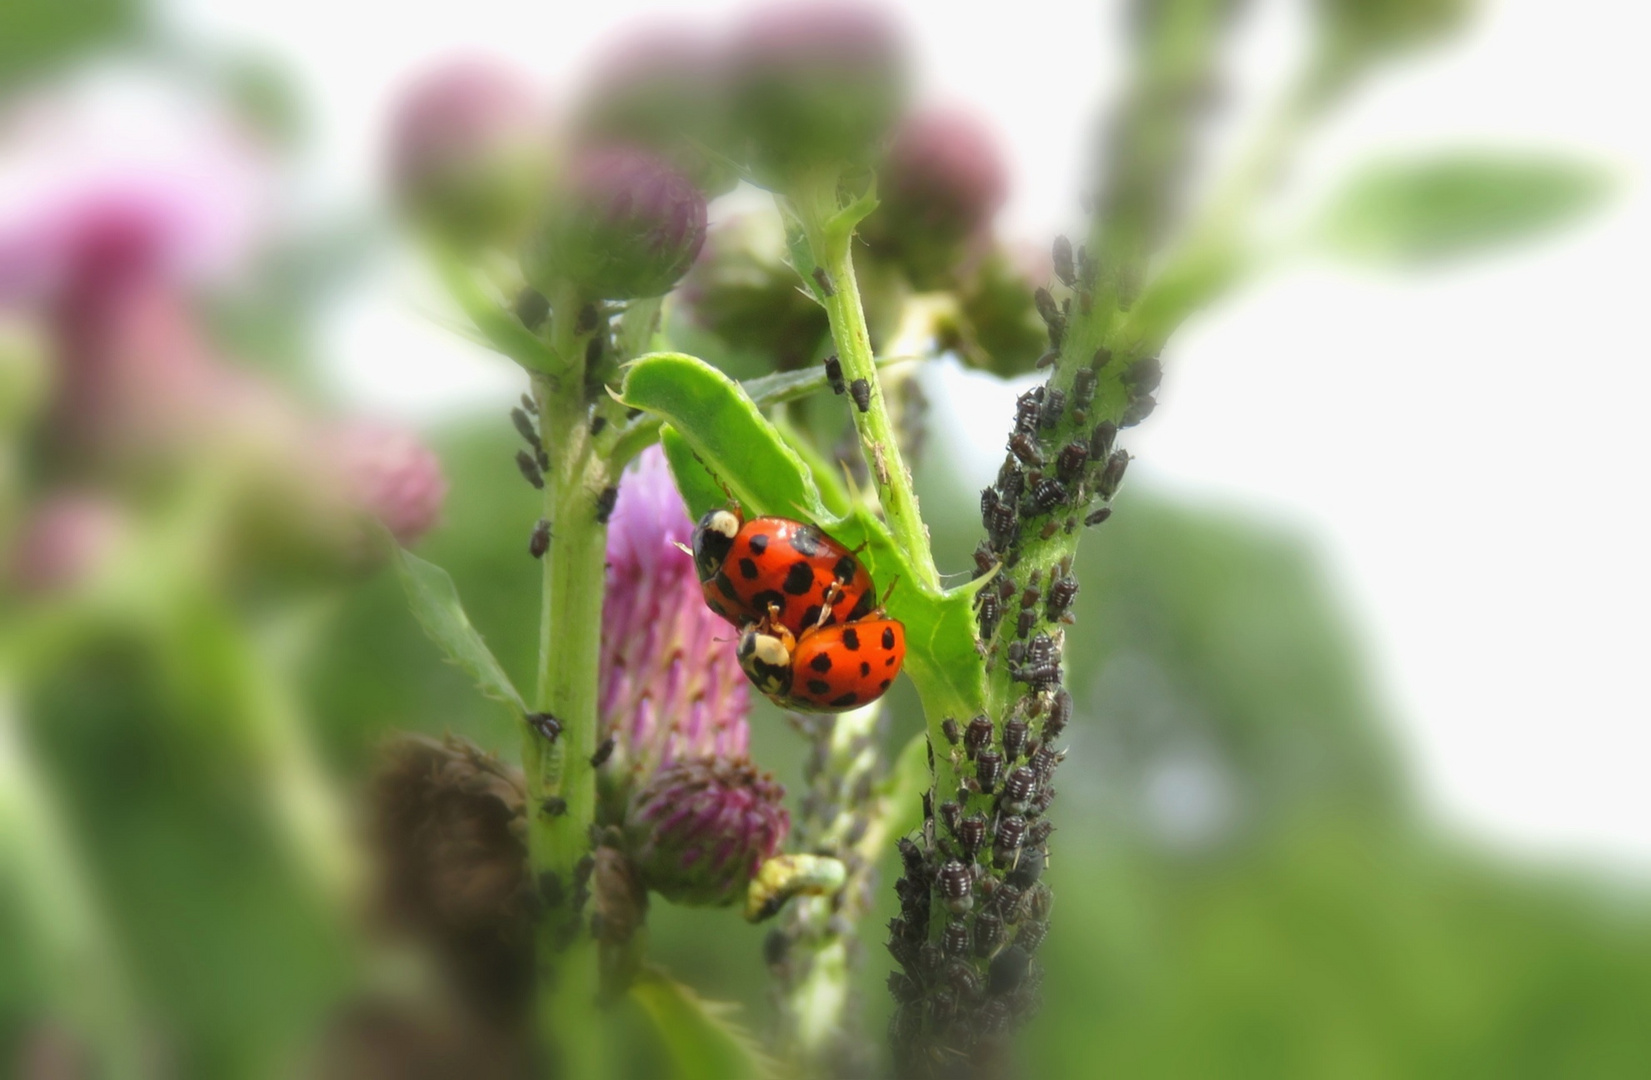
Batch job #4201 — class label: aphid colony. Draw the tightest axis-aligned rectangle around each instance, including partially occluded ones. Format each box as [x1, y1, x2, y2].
[692, 508, 905, 712]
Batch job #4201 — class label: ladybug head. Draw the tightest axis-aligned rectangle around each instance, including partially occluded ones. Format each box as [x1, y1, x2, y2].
[736, 621, 794, 697]
[691, 507, 742, 582]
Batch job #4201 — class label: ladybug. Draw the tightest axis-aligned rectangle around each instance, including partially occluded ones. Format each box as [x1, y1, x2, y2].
[691, 509, 876, 634]
[736, 614, 906, 713]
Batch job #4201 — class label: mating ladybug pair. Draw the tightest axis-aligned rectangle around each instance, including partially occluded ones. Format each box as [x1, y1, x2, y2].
[692, 508, 905, 712]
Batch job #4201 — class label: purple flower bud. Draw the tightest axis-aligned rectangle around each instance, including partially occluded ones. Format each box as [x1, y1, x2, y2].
[600, 446, 750, 787]
[865, 107, 1008, 285]
[330, 420, 449, 545]
[387, 58, 545, 247]
[624, 756, 789, 906]
[572, 23, 736, 196]
[526, 147, 707, 300]
[728, 2, 909, 179]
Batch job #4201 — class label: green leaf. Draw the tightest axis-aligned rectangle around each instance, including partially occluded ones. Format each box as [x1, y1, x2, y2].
[630, 968, 772, 1080]
[1316, 153, 1609, 264]
[620, 351, 989, 717]
[391, 545, 526, 714]
[880, 730, 934, 842]
[433, 253, 560, 373]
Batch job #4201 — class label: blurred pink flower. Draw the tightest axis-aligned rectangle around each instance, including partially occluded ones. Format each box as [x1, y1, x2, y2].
[600, 446, 751, 784]
[329, 420, 448, 545]
[8, 491, 127, 594]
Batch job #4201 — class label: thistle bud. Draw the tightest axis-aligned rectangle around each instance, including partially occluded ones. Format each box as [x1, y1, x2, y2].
[729, 2, 909, 179]
[387, 58, 545, 247]
[624, 756, 789, 907]
[526, 147, 707, 300]
[329, 420, 448, 545]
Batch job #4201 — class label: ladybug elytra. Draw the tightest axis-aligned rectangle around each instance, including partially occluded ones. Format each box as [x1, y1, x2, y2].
[692, 508, 876, 635]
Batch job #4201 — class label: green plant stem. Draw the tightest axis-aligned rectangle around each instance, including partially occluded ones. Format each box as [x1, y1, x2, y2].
[792, 175, 940, 592]
[524, 283, 609, 1080]
[0, 672, 149, 1079]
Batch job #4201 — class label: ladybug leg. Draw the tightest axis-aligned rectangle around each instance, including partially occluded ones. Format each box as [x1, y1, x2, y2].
[878, 574, 902, 611]
[816, 581, 844, 628]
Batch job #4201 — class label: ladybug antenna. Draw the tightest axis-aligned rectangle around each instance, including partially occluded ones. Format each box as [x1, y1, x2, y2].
[880, 575, 902, 609]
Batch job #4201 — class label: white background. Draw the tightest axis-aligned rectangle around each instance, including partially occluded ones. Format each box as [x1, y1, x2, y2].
[165, 0, 1651, 868]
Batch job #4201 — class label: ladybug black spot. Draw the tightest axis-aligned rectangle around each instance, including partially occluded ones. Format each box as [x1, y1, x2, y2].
[841, 627, 861, 651]
[714, 571, 740, 600]
[881, 626, 896, 649]
[879, 679, 891, 690]
[752, 589, 786, 616]
[832, 555, 857, 582]
[810, 653, 833, 673]
[790, 527, 822, 557]
[739, 558, 760, 580]
[808, 679, 832, 695]
[747, 533, 769, 556]
[860, 661, 871, 676]
[783, 561, 814, 595]
[801, 604, 824, 627]
[885, 656, 896, 667]
[848, 590, 876, 620]
[831, 691, 859, 707]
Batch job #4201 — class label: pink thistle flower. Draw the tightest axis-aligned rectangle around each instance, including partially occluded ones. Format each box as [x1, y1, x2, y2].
[328, 420, 449, 545]
[624, 756, 789, 907]
[7, 491, 127, 595]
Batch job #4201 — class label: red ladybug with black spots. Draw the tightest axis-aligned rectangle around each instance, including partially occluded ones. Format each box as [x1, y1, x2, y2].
[691, 508, 876, 636]
[736, 612, 906, 713]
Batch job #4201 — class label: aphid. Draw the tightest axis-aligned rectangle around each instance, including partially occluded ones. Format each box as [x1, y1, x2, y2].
[823, 353, 845, 395]
[985, 503, 1019, 549]
[927, 985, 958, 1028]
[1029, 745, 1063, 782]
[957, 815, 988, 862]
[527, 712, 561, 742]
[887, 970, 920, 1003]
[1121, 393, 1157, 427]
[589, 413, 607, 436]
[511, 407, 541, 450]
[1056, 441, 1089, 483]
[1038, 388, 1067, 430]
[516, 288, 549, 331]
[1124, 355, 1163, 395]
[946, 958, 982, 999]
[1098, 449, 1130, 500]
[575, 302, 601, 335]
[963, 715, 994, 757]
[529, 518, 551, 559]
[594, 485, 619, 524]
[1003, 717, 1029, 762]
[536, 446, 550, 472]
[972, 540, 997, 579]
[1014, 390, 1042, 434]
[1035, 349, 1058, 369]
[1019, 584, 1041, 610]
[811, 265, 835, 297]
[1015, 608, 1036, 639]
[988, 945, 1031, 996]
[995, 814, 1028, 859]
[1072, 367, 1098, 408]
[993, 882, 1025, 923]
[1084, 507, 1113, 527]
[1006, 641, 1026, 666]
[1017, 919, 1050, 954]
[941, 717, 962, 745]
[692, 510, 876, 633]
[1052, 235, 1076, 287]
[1028, 819, 1055, 848]
[541, 796, 568, 818]
[585, 335, 604, 367]
[975, 748, 1004, 792]
[1046, 576, 1079, 621]
[936, 860, 973, 914]
[1033, 287, 1061, 329]
[1008, 431, 1044, 467]
[1001, 768, 1038, 814]
[996, 459, 1026, 502]
[1028, 786, 1056, 817]
[1039, 520, 1060, 540]
[590, 735, 616, 768]
[976, 591, 1002, 639]
[1022, 477, 1068, 517]
[939, 800, 962, 835]
[974, 910, 1005, 957]
[943, 918, 971, 959]
[519, 392, 539, 415]
[980, 485, 1001, 523]
[997, 576, 1017, 604]
[1088, 420, 1117, 461]
[849, 378, 871, 413]
[516, 449, 544, 489]
[1091, 346, 1112, 372]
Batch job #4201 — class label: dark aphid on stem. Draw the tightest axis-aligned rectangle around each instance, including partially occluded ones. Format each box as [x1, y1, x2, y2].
[975, 748, 1004, 792]
[997, 576, 1017, 604]
[993, 882, 1025, 923]
[972, 540, 997, 578]
[980, 485, 1001, 523]
[1001, 768, 1038, 814]
[528, 711, 561, 742]
[1038, 520, 1059, 541]
[1019, 584, 1041, 610]
[589, 411, 609, 436]
[1034, 349, 1059, 369]
[575, 302, 601, 335]
[1014, 389, 1043, 434]
[1124, 355, 1163, 395]
[946, 959, 982, 1000]
[516, 449, 545, 489]
[536, 446, 551, 472]
[811, 265, 835, 297]
[1030, 745, 1064, 782]
[1006, 640, 1026, 666]
[1043, 690, 1069, 739]
[964, 715, 993, 757]
[937, 860, 974, 914]
[594, 484, 620, 523]
[1121, 393, 1157, 427]
[897, 836, 926, 878]
[516, 288, 549, 331]
[1028, 819, 1054, 848]
[1033, 287, 1060, 329]
[1003, 717, 1029, 762]
[1028, 786, 1056, 818]
[1098, 449, 1130, 500]
[958, 814, 988, 861]
[942, 717, 962, 745]
[985, 503, 1019, 549]
[1056, 440, 1089, 483]
[996, 459, 1026, 502]
[1039, 388, 1067, 430]
[1072, 366, 1098, 408]
[585, 335, 604, 368]
[520, 392, 538, 415]
[1022, 477, 1069, 517]
[1089, 420, 1117, 460]
[512, 406, 542, 450]
[994, 814, 1028, 860]
[849, 378, 872, 413]
[541, 796, 567, 818]
[1046, 575, 1079, 622]
[1091, 346, 1112, 372]
[1017, 919, 1049, 954]
[1008, 431, 1044, 467]
[590, 735, 617, 768]
[974, 910, 1005, 958]
[1052, 235, 1076, 287]
[887, 970, 921, 1003]
[1015, 608, 1036, 639]
[976, 591, 1002, 640]
[1084, 506, 1113, 527]
[529, 518, 551, 558]
[939, 800, 962, 838]
[823, 353, 846, 395]
[989, 945, 1031, 996]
